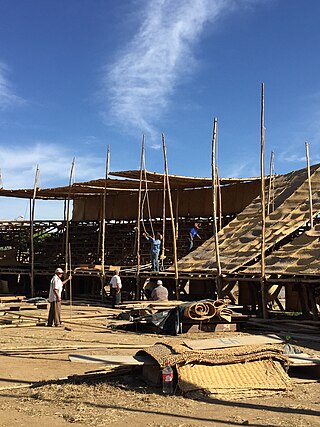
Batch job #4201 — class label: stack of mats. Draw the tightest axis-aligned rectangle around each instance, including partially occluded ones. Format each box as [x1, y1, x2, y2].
[139, 342, 291, 399]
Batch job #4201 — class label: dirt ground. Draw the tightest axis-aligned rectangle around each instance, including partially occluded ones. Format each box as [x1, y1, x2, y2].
[0, 303, 319, 427]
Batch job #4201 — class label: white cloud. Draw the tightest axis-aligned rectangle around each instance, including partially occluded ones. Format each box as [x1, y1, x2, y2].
[0, 63, 25, 109]
[0, 142, 104, 189]
[104, 0, 253, 145]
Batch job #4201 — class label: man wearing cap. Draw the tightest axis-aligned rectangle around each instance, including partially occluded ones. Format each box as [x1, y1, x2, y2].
[110, 268, 122, 308]
[151, 280, 168, 301]
[47, 268, 72, 327]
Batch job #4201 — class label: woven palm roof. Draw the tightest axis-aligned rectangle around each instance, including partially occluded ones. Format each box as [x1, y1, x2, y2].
[244, 226, 320, 276]
[110, 170, 259, 187]
[175, 164, 320, 275]
[0, 170, 261, 200]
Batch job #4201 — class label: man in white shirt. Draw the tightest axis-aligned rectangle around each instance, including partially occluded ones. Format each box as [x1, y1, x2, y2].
[110, 268, 122, 308]
[47, 267, 72, 327]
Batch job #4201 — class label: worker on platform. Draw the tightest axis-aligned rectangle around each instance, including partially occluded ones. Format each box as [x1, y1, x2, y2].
[151, 279, 168, 301]
[143, 232, 162, 272]
[47, 268, 72, 327]
[187, 222, 201, 252]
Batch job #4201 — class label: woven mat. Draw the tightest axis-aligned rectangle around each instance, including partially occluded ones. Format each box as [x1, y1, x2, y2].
[177, 359, 291, 396]
[140, 342, 288, 369]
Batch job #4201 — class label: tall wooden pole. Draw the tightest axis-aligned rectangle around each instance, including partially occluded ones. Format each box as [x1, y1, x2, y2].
[65, 158, 75, 276]
[101, 145, 110, 301]
[216, 167, 222, 231]
[136, 136, 144, 299]
[69, 243, 73, 319]
[162, 133, 179, 299]
[260, 83, 268, 319]
[211, 117, 222, 298]
[161, 169, 167, 270]
[30, 164, 40, 297]
[267, 150, 274, 215]
[305, 142, 314, 229]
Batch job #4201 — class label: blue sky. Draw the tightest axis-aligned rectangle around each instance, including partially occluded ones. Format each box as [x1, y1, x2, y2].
[1, 0, 320, 219]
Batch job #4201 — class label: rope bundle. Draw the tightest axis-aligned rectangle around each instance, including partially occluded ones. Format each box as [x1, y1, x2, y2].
[183, 299, 232, 322]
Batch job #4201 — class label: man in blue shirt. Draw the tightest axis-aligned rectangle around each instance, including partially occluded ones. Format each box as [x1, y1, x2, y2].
[187, 222, 201, 252]
[143, 232, 162, 272]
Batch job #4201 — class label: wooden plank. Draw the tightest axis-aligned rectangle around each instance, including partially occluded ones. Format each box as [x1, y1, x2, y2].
[184, 334, 283, 350]
[288, 353, 320, 366]
[69, 354, 156, 365]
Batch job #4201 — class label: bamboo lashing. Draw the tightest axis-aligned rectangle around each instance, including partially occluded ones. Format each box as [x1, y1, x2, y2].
[30, 164, 40, 297]
[260, 83, 268, 319]
[305, 142, 314, 229]
[162, 133, 179, 299]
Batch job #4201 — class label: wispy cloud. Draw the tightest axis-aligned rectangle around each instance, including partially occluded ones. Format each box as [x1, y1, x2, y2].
[0, 142, 104, 189]
[0, 63, 25, 109]
[104, 0, 253, 146]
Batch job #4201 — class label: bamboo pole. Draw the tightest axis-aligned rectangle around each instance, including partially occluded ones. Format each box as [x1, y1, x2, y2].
[305, 142, 314, 229]
[30, 165, 40, 297]
[161, 169, 166, 270]
[260, 83, 268, 319]
[65, 158, 75, 277]
[69, 243, 72, 319]
[267, 150, 274, 215]
[216, 167, 222, 231]
[175, 190, 179, 240]
[162, 133, 179, 299]
[211, 118, 222, 298]
[136, 136, 144, 299]
[101, 145, 110, 301]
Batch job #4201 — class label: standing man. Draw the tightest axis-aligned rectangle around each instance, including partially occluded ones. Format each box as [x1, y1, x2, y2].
[143, 232, 162, 272]
[110, 268, 122, 308]
[187, 222, 201, 252]
[47, 268, 72, 327]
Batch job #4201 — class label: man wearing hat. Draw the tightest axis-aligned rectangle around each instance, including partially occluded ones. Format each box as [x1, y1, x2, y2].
[47, 268, 72, 327]
[151, 279, 168, 301]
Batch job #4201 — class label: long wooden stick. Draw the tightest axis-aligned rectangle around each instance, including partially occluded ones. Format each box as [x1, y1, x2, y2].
[305, 142, 314, 229]
[162, 133, 179, 299]
[216, 167, 222, 231]
[30, 165, 40, 297]
[267, 150, 274, 215]
[161, 169, 166, 270]
[101, 145, 110, 301]
[136, 136, 144, 299]
[260, 83, 268, 319]
[69, 243, 72, 319]
[65, 158, 75, 276]
[211, 118, 222, 298]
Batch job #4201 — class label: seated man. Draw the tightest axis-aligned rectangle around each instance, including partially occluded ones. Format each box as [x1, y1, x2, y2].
[151, 280, 168, 301]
